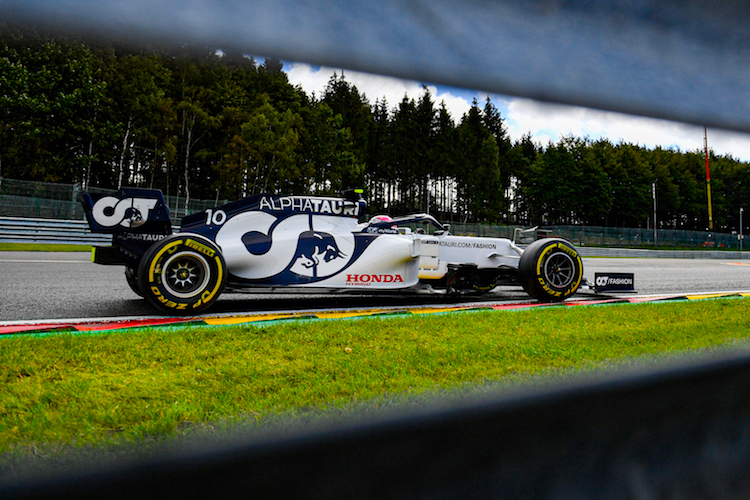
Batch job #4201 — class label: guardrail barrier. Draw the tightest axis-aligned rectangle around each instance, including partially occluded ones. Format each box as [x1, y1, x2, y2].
[0, 217, 110, 245]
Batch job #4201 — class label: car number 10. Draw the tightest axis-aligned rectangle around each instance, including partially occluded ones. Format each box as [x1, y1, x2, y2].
[205, 209, 227, 226]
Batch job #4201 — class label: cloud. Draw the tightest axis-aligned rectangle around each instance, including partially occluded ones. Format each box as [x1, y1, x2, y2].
[506, 98, 750, 161]
[285, 62, 750, 161]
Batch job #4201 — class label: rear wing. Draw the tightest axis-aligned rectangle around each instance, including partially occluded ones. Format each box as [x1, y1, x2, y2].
[82, 188, 172, 234]
[81, 188, 173, 265]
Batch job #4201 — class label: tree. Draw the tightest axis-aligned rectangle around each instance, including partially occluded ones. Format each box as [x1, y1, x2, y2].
[385, 95, 418, 212]
[322, 73, 372, 166]
[527, 138, 580, 224]
[721, 154, 750, 233]
[506, 133, 539, 224]
[366, 98, 391, 210]
[576, 138, 613, 225]
[218, 95, 307, 197]
[607, 143, 653, 227]
[482, 97, 512, 219]
[430, 101, 459, 220]
[301, 102, 364, 195]
[169, 54, 223, 208]
[104, 53, 174, 189]
[0, 31, 106, 184]
[647, 147, 684, 229]
[456, 100, 501, 222]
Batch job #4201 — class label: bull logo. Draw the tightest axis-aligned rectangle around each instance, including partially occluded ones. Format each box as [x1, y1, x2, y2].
[127, 208, 144, 223]
[290, 230, 347, 278]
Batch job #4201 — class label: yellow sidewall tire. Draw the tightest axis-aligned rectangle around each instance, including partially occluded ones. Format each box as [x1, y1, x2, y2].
[137, 235, 226, 314]
[518, 238, 583, 302]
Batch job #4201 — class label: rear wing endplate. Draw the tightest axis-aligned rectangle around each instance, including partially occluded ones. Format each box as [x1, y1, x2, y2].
[82, 188, 172, 234]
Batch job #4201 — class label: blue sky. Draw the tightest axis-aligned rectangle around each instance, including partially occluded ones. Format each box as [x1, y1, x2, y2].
[284, 61, 750, 162]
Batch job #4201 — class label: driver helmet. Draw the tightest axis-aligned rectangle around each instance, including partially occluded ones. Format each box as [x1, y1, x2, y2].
[369, 215, 393, 224]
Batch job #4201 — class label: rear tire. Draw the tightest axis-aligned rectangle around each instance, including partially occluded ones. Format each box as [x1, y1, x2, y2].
[518, 238, 583, 302]
[125, 266, 143, 297]
[137, 234, 226, 314]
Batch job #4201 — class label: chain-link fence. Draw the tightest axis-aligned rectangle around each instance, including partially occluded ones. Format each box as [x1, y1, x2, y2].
[0, 178, 83, 219]
[540, 225, 739, 251]
[446, 224, 740, 251]
[1, 178, 742, 251]
[0, 178, 228, 220]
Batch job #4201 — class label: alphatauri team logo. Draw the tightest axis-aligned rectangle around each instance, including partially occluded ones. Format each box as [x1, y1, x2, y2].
[91, 196, 158, 229]
[215, 211, 355, 281]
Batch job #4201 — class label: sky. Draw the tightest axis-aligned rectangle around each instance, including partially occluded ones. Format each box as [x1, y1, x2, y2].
[284, 62, 750, 162]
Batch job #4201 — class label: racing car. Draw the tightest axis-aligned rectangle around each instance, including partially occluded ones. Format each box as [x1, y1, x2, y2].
[82, 188, 584, 314]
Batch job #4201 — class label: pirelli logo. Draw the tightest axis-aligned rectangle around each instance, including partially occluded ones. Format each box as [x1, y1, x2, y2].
[185, 238, 215, 257]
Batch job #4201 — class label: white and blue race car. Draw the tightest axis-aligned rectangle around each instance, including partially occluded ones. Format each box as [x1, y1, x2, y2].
[82, 188, 585, 314]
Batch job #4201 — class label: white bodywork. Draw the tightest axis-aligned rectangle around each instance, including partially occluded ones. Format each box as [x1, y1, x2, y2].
[418, 233, 521, 280]
[214, 207, 523, 293]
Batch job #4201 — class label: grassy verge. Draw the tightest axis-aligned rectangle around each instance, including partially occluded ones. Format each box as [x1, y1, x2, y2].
[2, 297, 750, 473]
[0, 242, 92, 252]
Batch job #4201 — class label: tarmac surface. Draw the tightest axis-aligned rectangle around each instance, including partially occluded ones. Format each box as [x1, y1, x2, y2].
[2, 251, 749, 322]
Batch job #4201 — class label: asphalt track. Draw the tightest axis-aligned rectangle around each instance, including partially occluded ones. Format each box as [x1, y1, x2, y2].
[2, 251, 750, 322]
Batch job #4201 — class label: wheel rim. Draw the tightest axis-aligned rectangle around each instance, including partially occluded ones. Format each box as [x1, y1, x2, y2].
[543, 252, 576, 289]
[161, 251, 211, 299]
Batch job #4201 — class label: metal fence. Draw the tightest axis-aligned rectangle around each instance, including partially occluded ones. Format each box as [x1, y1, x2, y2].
[0, 178, 228, 220]
[538, 225, 740, 251]
[428, 223, 742, 252]
[0, 178, 743, 251]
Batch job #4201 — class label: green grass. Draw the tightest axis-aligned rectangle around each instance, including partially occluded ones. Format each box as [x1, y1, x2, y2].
[1, 297, 750, 474]
[0, 242, 91, 252]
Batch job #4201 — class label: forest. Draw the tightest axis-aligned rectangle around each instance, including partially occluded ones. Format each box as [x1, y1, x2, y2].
[1, 26, 749, 231]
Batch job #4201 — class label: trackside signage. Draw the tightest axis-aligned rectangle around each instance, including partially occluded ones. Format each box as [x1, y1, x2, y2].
[594, 273, 636, 292]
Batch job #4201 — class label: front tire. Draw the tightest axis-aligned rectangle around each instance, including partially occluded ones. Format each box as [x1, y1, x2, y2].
[518, 238, 583, 302]
[137, 235, 226, 314]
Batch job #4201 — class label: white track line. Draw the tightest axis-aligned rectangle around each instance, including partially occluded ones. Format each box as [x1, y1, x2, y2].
[0, 259, 89, 264]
